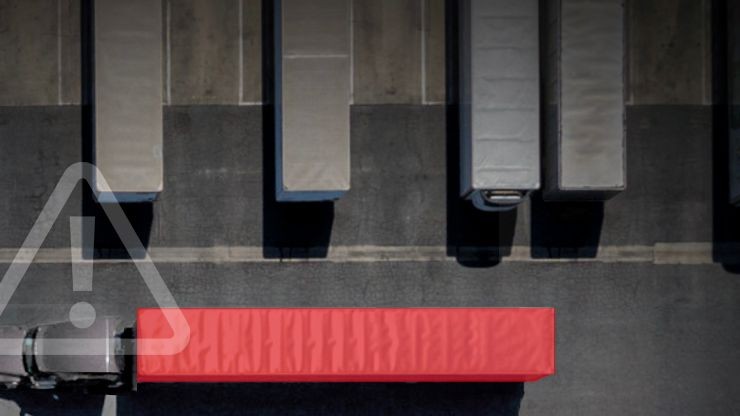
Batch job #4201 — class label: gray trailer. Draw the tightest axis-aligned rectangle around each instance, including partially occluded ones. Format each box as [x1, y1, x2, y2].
[730, 0, 740, 205]
[274, 0, 351, 202]
[542, 0, 626, 201]
[92, 0, 163, 203]
[459, 0, 540, 211]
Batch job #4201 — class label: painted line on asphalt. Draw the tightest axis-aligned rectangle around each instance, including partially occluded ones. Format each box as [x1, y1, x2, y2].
[0, 243, 728, 265]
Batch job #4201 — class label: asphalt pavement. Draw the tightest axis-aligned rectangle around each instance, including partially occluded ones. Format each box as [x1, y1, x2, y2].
[0, 104, 738, 415]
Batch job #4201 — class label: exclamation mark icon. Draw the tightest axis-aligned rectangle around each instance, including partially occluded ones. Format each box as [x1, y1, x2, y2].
[69, 216, 96, 328]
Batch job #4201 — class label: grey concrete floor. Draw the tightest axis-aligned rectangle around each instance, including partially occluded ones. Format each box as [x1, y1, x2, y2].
[0, 105, 738, 415]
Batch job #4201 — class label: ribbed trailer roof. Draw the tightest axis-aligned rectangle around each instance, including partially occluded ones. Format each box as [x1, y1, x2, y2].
[137, 308, 555, 383]
[275, 0, 351, 201]
[543, 0, 626, 200]
[459, 0, 540, 195]
[92, 0, 163, 203]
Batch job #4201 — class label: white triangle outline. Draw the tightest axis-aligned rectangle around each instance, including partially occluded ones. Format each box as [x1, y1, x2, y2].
[0, 162, 189, 356]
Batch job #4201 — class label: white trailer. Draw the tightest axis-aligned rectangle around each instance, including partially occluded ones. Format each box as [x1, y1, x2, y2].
[543, 0, 626, 200]
[459, 0, 540, 211]
[274, 0, 351, 201]
[91, 0, 163, 203]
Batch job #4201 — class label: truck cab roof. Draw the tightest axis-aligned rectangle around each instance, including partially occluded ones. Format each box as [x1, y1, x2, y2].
[33, 318, 122, 376]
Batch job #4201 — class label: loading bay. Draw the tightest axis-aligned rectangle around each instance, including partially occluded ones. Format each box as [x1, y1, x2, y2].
[0, 105, 737, 415]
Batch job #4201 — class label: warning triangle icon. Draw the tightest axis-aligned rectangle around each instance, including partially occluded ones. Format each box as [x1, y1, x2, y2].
[0, 162, 189, 356]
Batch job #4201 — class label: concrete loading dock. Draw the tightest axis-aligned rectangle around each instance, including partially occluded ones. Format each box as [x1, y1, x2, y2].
[458, 0, 540, 211]
[0, 0, 736, 414]
[89, 0, 163, 203]
[274, 0, 351, 202]
[542, 0, 626, 201]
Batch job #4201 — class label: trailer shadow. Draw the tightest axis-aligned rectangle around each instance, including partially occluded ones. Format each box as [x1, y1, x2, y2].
[710, 0, 740, 272]
[261, 198, 335, 259]
[445, 187, 518, 267]
[0, 390, 106, 416]
[117, 382, 524, 415]
[80, 194, 154, 260]
[530, 196, 605, 259]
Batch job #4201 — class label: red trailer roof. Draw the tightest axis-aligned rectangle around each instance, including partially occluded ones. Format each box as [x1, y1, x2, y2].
[136, 308, 555, 383]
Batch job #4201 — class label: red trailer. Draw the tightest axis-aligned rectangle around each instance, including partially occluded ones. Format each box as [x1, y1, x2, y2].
[137, 308, 555, 384]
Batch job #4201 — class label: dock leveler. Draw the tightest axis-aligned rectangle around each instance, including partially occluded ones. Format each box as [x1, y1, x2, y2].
[542, 0, 626, 201]
[458, 0, 541, 211]
[88, 0, 163, 203]
[274, 0, 351, 202]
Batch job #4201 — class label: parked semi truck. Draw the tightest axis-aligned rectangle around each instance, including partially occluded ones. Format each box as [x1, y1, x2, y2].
[0, 308, 554, 389]
[458, 0, 541, 211]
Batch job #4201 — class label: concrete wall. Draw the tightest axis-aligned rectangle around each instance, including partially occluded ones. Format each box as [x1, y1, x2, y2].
[0, 0, 78, 105]
[627, 0, 712, 105]
[0, 0, 714, 106]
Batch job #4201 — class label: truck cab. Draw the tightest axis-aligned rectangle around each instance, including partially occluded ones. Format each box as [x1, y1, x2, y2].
[0, 318, 129, 391]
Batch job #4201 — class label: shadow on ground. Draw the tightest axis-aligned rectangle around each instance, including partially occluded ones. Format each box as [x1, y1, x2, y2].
[710, 0, 740, 272]
[116, 383, 524, 415]
[530, 195, 604, 259]
[0, 390, 105, 416]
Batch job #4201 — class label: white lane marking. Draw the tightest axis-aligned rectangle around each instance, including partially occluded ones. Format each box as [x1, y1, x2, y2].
[166, 0, 172, 105]
[0, 244, 726, 265]
[234, 103, 445, 107]
[653, 242, 714, 265]
[349, 0, 355, 105]
[57, 0, 63, 105]
[101, 394, 117, 416]
[283, 54, 350, 59]
[420, 0, 427, 104]
[238, 0, 244, 104]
